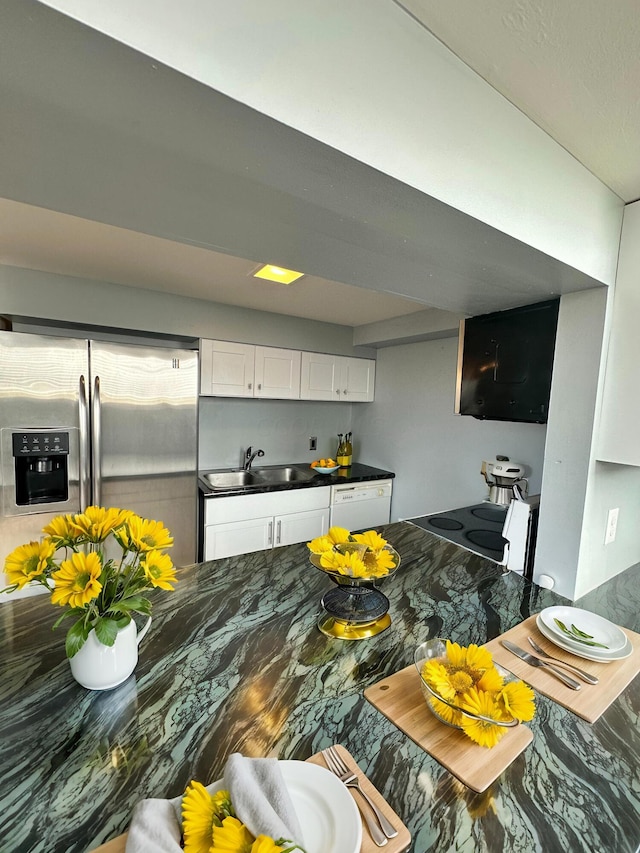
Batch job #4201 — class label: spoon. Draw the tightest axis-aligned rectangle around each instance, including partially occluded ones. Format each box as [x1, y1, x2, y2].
[527, 637, 599, 684]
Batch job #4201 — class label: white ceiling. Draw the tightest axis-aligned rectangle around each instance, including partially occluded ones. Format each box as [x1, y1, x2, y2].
[2, 0, 635, 328]
[0, 199, 425, 328]
[397, 0, 640, 203]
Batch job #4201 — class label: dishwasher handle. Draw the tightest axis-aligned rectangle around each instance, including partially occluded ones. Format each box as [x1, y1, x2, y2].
[331, 480, 393, 504]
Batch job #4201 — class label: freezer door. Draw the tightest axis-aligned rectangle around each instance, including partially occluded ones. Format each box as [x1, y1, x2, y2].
[89, 341, 198, 567]
[0, 330, 89, 593]
[0, 332, 88, 520]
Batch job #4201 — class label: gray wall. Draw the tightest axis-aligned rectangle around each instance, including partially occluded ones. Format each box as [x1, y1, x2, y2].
[0, 265, 374, 358]
[535, 287, 640, 598]
[199, 398, 353, 471]
[352, 337, 548, 522]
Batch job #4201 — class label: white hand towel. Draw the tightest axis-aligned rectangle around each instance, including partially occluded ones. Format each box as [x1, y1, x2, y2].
[125, 792, 183, 853]
[125, 756, 304, 852]
[224, 753, 304, 847]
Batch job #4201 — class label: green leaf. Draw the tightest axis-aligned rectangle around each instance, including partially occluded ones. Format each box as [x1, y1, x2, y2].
[553, 618, 608, 649]
[66, 619, 91, 659]
[570, 623, 595, 639]
[94, 616, 120, 647]
[118, 595, 152, 615]
[52, 607, 86, 630]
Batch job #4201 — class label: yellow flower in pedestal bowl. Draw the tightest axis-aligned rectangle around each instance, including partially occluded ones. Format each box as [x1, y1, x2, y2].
[307, 527, 400, 581]
[307, 526, 401, 640]
[306, 526, 351, 556]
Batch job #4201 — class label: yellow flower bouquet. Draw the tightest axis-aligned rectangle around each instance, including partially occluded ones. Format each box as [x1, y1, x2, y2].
[2, 505, 176, 659]
[415, 639, 535, 748]
[307, 526, 399, 579]
[182, 782, 305, 853]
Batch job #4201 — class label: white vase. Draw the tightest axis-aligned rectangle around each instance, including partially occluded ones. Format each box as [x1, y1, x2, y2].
[69, 617, 152, 690]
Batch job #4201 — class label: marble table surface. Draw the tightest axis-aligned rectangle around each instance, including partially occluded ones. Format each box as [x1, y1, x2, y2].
[0, 522, 638, 853]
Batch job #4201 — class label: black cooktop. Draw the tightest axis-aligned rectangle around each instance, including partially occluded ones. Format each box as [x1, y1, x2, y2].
[408, 503, 508, 562]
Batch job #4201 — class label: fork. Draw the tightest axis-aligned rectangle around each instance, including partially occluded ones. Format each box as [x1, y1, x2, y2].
[527, 637, 599, 684]
[322, 746, 398, 842]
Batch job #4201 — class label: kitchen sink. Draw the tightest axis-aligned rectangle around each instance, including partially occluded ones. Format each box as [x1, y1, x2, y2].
[202, 470, 261, 489]
[201, 465, 315, 491]
[252, 466, 314, 484]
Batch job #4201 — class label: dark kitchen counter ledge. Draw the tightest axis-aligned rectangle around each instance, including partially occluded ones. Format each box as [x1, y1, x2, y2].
[199, 461, 394, 496]
[0, 522, 638, 853]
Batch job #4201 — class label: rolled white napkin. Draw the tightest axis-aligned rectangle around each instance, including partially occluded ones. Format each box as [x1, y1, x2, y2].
[125, 755, 303, 852]
[224, 753, 304, 847]
[125, 794, 183, 853]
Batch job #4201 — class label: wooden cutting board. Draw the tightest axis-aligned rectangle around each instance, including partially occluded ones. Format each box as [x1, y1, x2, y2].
[487, 614, 640, 723]
[364, 666, 533, 793]
[88, 745, 411, 853]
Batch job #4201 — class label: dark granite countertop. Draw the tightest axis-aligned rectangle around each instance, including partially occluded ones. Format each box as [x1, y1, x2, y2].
[199, 462, 395, 497]
[0, 523, 638, 852]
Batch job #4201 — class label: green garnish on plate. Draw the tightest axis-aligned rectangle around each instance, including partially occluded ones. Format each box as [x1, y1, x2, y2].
[553, 618, 609, 649]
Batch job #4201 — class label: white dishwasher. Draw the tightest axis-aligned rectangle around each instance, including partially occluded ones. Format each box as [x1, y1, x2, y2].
[329, 479, 393, 530]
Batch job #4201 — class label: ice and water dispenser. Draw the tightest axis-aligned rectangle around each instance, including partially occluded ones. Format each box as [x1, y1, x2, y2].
[12, 430, 70, 506]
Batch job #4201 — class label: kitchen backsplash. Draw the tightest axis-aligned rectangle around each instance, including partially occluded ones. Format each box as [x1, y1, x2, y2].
[198, 397, 354, 470]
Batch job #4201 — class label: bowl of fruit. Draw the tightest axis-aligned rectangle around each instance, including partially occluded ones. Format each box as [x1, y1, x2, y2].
[310, 458, 340, 474]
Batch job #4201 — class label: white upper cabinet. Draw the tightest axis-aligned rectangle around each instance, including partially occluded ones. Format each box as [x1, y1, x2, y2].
[200, 340, 255, 397]
[254, 346, 301, 399]
[300, 352, 375, 402]
[200, 341, 300, 398]
[299, 352, 341, 401]
[341, 356, 376, 402]
[201, 340, 374, 401]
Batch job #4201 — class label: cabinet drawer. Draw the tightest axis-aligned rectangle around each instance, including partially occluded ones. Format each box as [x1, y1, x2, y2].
[204, 486, 330, 525]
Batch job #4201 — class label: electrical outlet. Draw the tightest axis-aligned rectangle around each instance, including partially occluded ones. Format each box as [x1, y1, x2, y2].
[309, 436, 317, 451]
[604, 507, 619, 545]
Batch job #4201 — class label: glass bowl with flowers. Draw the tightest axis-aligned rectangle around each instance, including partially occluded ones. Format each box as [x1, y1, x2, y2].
[2, 505, 177, 689]
[414, 638, 535, 748]
[306, 526, 400, 639]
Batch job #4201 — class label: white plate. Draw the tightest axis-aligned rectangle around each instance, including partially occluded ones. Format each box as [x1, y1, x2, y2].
[536, 614, 633, 662]
[212, 760, 361, 853]
[539, 606, 627, 653]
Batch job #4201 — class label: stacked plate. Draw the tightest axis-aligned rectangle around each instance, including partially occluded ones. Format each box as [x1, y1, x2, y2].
[537, 606, 632, 663]
[211, 761, 361, 853]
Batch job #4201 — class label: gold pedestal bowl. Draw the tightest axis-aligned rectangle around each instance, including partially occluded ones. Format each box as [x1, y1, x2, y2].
[310, 544, 401, 640]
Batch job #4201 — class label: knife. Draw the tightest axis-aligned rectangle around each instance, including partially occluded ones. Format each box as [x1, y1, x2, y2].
[501, 640, 582, 690]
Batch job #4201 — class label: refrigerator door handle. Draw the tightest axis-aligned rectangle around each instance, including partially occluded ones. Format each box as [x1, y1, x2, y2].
[91, 376, 102, 506]
[79, 375, 91, 511]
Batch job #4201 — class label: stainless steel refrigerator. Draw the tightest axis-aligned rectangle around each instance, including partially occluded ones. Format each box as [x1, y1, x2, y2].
[0, 330, 198, 598]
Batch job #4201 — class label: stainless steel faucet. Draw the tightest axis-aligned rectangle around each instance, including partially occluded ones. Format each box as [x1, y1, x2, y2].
[243, 446, 265, 470]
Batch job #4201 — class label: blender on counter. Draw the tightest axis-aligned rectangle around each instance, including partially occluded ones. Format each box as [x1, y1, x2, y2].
[481, 457, 528, 505]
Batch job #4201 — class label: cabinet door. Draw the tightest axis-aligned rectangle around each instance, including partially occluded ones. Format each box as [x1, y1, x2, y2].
[204, 516, 272, 560]
[254, 346, 301, 399]
[275, 508, 330, 548]
[340, 357, 375, 402]
[200, 340, 255, 397]
[300, 352, 340, 401]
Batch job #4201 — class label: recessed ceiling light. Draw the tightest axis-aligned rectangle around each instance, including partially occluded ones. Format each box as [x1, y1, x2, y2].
[252, 264, 305, 284]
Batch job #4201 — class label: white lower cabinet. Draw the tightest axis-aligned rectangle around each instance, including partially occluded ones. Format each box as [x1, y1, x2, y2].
[203, 487, 330, 560]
